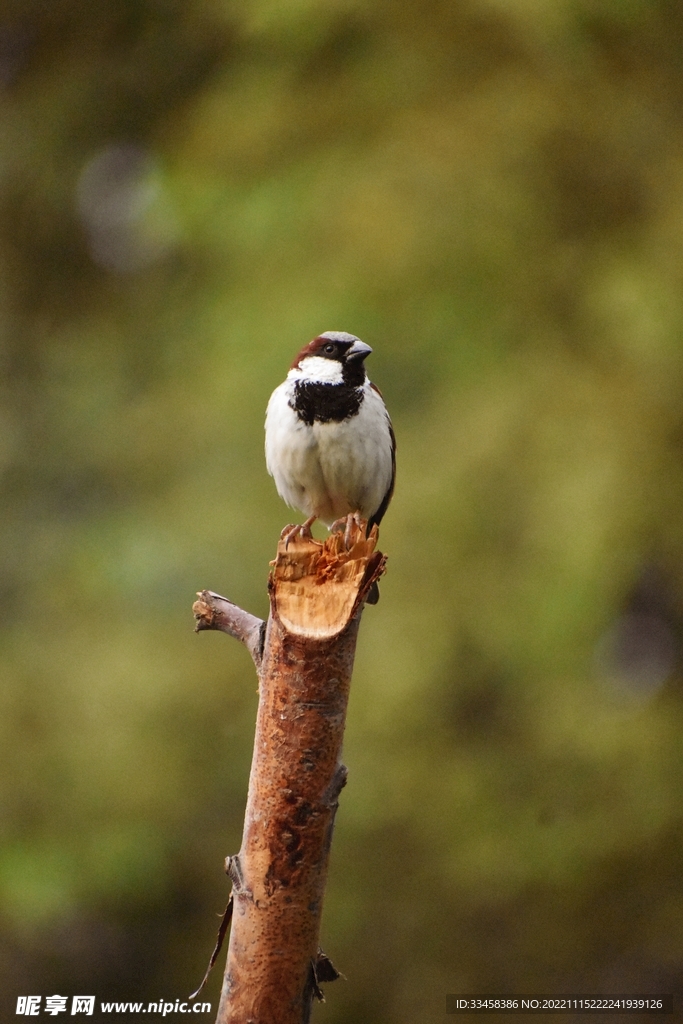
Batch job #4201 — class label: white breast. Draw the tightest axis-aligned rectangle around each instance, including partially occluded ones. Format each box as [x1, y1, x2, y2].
[265, 380, 393, 526]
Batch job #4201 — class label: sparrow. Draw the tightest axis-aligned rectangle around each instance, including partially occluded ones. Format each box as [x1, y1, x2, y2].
[265, 331, 395, 602]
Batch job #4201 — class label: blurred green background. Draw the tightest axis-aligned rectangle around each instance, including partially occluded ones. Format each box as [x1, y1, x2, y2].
[2, 1, 683, 1020]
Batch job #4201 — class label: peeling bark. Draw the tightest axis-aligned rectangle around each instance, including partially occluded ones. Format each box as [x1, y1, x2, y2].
[193, 518, 385, 1024]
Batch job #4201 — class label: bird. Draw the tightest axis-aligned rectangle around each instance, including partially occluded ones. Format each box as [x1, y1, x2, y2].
[265, 331, 395, 602]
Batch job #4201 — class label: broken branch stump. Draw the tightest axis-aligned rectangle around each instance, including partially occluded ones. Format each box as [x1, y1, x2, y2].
[193, 518, 386, 1024]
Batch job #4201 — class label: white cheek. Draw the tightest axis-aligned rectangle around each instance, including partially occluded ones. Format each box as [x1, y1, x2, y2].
[289, 356, 343, 385]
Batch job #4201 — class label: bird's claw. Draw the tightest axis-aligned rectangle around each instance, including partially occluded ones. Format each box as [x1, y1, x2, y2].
[331, 512, 363, 550]
[300, 517, 315, 540]
[344, 515, 355, 550]
[281, 524, 298, 549]
[282, 516, 317, 549]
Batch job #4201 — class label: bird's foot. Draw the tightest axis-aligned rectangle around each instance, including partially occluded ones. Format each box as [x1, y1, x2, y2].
[282, 515, 317, 549]
[330, 512, 363, 550]
[330, 517, 346, 535]
[345, 511, 364, 549]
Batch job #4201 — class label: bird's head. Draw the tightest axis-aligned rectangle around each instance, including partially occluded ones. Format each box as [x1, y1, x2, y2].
[289, 331, 372, 385]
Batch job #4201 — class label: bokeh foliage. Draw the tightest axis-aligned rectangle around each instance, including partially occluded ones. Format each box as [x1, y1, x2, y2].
[2, 0, 683, 1020]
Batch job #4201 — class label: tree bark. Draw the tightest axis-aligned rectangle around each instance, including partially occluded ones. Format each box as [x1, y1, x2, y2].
[193, 518, 386, 1024]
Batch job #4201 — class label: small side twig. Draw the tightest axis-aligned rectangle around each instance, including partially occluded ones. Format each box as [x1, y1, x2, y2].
[189, 895, 234, 1002]
[193, 591, 265, 667]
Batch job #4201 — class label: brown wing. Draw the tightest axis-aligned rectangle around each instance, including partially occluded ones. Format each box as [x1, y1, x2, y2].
[368, 386, 396, 531]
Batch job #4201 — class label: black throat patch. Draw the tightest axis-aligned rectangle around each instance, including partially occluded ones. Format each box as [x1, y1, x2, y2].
[291, 381, 364, 426]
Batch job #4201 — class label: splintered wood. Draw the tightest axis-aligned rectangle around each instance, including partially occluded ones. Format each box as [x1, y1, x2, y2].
[272, 520, 386, 639]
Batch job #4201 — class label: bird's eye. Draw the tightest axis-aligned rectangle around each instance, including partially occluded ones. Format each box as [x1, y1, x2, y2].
[324, 343, 335, 354]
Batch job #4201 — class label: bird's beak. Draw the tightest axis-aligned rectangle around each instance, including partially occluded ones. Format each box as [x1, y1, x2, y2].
[346, 340, 372, 361]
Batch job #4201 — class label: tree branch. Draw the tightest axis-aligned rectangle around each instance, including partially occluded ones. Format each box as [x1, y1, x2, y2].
[192, 517, 385, 1024]
[193, 590, 265, 667]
